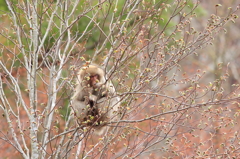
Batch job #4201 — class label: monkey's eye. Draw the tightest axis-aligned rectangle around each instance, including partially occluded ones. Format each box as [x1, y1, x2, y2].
[90, 75, 100, 83]
[90, 74, 99, 78]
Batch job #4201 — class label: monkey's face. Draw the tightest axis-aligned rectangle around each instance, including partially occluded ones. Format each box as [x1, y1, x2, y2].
[89, 74, 100, 87]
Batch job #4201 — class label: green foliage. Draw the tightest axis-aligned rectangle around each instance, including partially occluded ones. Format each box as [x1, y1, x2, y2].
[0, 0, 7, 11]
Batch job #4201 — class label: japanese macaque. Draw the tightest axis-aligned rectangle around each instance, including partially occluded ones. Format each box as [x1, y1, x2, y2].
[72, 64, 119, 135]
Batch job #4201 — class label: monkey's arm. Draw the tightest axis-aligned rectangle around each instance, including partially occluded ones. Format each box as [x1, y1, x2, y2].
[72, 98, 89, 121]
[74, 84, 93, 101]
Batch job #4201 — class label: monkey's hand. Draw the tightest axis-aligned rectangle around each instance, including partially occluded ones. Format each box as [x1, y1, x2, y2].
[92, 82, 104, 89]
[92, 84, 108, 98]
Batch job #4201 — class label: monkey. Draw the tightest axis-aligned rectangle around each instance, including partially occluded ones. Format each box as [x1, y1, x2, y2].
[71, 64, 120, 135]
